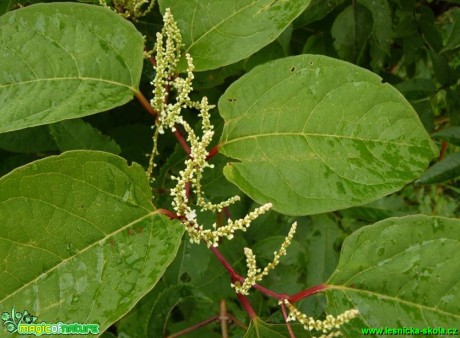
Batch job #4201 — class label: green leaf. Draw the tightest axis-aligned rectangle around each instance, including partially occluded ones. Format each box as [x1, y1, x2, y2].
[294, 0, 345, 28]
[244, 317, 313, 338]
[244, 41, 285, 72]
[0, 151, 184, 333]
[417, 6, 443, 52]
[0, 0, 15, 16]
[416, 152, 460, 184]
[146, 285, 211, 337]
[341, 195, 415, 223]
[326, 215, 460, 335]
[219, 55, 438, 216]
[358, 0, 391, 54]
[107, 124, 153, 168]
[395, 78, 437, 100]
[0, 125, 57, 153]
[442, 8, 460, 52]
[331, 4, 373, 64]
[49, 119, 121, 154]
[158, 0, 311, 71]
[433, 126, 460, 146]
[304, 215, 341, 287]
[99, 332, 117, 338]
[0, 3, 144, 133]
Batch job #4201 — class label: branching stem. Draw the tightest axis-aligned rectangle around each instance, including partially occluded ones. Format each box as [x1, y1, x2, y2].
[134, 90, 157, 117]
[166, 315, 219, 338]
[281, 302, 296, 338]
[288, 284, 328, 303]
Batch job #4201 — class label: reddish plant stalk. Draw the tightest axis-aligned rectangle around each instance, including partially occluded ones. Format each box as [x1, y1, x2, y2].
[206, 144, 221, 160]
[166, 315, 219, 338]
[154, 208, 181, 220]
[288, 284, 328, 303]
[236, 293, 257, 320]
[281, 302, 295, 338]
[174, 128, 191, 155]
[439, 141, 448, 161]
[134, 91, 157, 117]
[136, 72, 329, 321]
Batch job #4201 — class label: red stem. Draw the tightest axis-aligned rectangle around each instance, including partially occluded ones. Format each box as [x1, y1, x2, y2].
[223, 206, 231, 220]
[210, 246, 239, 280]
[439, 141, 448, 161]
[206, 144, 221, 160]
[281, 302, 296, 338]
[174, 128, 191, 155]
[288, 284, 328, 303]
[134, 91, 157, 117]
[251, 284, 285, 301]
[237, 293, 257, 320]
[155, 208, 180, 220]
[166, 315, 218, 338]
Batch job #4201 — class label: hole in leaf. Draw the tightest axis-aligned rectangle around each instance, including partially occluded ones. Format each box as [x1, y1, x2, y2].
[180, 272, 191, 282]
[290, 66, 296, 72]
[228, 98, 237, 103]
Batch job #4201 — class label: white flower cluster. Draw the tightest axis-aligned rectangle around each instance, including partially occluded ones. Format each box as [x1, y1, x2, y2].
[233, 222, 297, 295]
[283, 300, 359, 337]
[146, 8, 188, 179]
[149, 9, 272, 247]
[99, 0, 155, 19]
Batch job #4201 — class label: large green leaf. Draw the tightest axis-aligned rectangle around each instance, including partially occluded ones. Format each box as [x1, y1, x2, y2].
[49, 119, 121, 154]
[433, 126, 460, 146]
[0, 3, 144, 133]
[293, 0, 345, 28]
[416, 152, 460, 184]
[158, 0, 311, 71]
[244, 317, 312, 338]
[442, 8, 460, 52]
[331, 4, 373, 64]
[0, 125, 57, 153]
[0, 151, 184, 333]
[358, 0, 391, 54]
[219, 55, 438, 216]
[326, 215, 460, 336]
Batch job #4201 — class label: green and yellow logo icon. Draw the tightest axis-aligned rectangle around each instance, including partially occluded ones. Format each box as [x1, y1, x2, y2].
[1, 309, 37, 333]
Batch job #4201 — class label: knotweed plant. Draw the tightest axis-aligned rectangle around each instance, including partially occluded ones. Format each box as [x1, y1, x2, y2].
[99, 0, 155, 19]
[147, 9, 360, 338]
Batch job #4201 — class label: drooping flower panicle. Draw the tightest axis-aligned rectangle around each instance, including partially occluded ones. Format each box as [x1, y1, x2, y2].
[283, 300, 359, 338]
[149, 11, 360, 337]
[233, 222, 298, 295]
[148, 9, 270, 248]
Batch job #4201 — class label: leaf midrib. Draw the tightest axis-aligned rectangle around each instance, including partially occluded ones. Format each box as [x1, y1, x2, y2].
[222, 132, 430, 149]
[0, 211, 161, 304]
[0, 77, 136, 91]
[327, 284, 460, 319]
[186, 0, 262, 51]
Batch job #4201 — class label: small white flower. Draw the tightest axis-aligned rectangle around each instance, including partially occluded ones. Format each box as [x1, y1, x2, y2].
[185, 209, 197, 222]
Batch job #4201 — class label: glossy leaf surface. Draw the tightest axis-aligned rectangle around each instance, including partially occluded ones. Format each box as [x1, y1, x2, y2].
[0, 151, 184, 332]
[158, 0, 311, 71]
[416, 152, 460, 184]
[327, 215, 460, 335]
[219, 55, 438, 215]
[0, 3, 144, 133]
